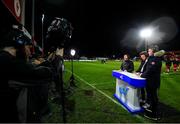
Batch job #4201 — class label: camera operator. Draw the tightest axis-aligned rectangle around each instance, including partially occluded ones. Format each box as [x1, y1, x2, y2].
[0, 24, 52, 122]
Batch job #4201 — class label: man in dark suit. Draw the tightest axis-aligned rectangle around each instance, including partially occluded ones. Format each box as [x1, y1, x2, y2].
[121, 54, 134, 73]
[140, 46, 162, 120]
[136, 51, 148, 105]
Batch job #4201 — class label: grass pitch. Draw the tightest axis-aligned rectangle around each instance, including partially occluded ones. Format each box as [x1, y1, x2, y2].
[44, 60, 180, 123]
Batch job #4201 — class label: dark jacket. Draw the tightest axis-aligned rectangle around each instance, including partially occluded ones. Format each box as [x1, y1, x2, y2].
[172, 60, 179, 65]
[0, 50, 52, 122]
[136, 60, 146, 73]
[141, 56, 162, 89]
[121, 60, 134, 73]
[165, 58, 172, 66]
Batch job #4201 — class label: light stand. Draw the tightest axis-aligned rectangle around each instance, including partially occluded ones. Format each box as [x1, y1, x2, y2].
[144, 38, 148, 51]
[42, 14, 44, 56]
[70, 49, 76, 87]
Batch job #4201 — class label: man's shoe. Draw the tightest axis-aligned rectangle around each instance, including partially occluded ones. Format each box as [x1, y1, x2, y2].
[144, 111, 161, 121]
[144, 114, 161, 121]
[144, 114, 158, 121]
[139, 99, 146, 107]
[142, 103, 151, 109]
[145, 107, 152, 113]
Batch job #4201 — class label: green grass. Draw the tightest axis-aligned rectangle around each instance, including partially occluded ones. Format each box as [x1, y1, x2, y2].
[44, 60, 180, 123]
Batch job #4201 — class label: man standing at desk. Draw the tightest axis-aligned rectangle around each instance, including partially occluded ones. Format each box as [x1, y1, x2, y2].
[140, 46, 162, 120]
[136, 51, 148, 105]
[121, 54, 134, 73]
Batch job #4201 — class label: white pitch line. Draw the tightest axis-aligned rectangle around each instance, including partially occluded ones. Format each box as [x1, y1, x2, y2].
[65, 70, 125, 108]
[65, 69, 145, 121]
[91, 82, 112, 86]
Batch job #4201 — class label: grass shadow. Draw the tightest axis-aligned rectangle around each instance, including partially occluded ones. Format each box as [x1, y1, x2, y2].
[84, 90, 94, 96]
[158, 102, 180, 122]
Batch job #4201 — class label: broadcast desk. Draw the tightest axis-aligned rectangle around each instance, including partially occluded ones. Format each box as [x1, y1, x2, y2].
[112, 70, 146, 114]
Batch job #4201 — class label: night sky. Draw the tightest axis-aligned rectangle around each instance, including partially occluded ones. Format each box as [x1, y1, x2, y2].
[2, 0, 180, 58]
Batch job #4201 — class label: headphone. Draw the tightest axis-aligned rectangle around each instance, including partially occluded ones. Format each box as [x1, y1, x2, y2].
[12, 25, 32, 46]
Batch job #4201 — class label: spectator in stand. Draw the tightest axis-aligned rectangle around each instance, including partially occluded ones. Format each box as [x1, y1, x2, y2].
[165, 55, 172, 73]
[172, 56, 179, 72]
[177, 57, 180, 71]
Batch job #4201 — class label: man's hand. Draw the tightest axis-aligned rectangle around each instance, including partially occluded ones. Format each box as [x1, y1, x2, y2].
[56, 48, 64, 56]
[32, 59, 41, 65]
[135, 72, 141, 77]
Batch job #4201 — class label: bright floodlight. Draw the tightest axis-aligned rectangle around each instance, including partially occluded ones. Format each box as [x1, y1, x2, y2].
[140, 28, 153, 38]
[70, 49, 76, 56]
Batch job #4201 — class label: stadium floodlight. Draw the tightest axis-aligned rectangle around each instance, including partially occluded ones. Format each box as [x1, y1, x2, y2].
[70, 49, 76, 87]
[139, 27, 153, 51]
[70, 49, 76, 56]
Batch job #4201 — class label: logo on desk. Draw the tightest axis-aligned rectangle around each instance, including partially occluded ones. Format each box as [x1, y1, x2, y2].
[120, 75, 123, 80]
[119, 87, 129, 95]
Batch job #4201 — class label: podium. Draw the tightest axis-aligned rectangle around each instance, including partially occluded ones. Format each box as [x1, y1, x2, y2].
[112, 70, 146, 114]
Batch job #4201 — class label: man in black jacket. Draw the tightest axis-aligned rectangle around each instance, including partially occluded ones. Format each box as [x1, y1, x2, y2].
[0, 25, 52, 122]
[121, 54, 134, 73]
[136, 51, 148, 105]
[140, 46, 162, 120]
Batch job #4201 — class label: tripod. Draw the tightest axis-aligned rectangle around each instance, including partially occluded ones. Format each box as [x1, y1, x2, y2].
[69, 58, 76, 87]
